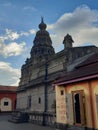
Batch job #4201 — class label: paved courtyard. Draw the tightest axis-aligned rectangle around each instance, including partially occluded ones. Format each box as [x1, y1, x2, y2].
[0, 114, 56, 130]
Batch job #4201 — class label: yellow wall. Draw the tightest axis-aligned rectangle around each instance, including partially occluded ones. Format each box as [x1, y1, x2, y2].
[66, 82, 92, 128]
[91, 80, 98, 129]
[56, 79, 98, 129]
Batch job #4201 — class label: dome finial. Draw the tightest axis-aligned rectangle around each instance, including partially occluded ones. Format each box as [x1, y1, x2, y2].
[41, 16, 44, 23]
[39, 16, 47, 30]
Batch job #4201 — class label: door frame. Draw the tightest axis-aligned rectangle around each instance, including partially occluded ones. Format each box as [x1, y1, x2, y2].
[72, 90, 86, 126]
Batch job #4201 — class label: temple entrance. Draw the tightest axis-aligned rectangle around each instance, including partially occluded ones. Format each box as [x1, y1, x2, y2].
[74, 93, 81, 123]
[72, 90, 85, 125]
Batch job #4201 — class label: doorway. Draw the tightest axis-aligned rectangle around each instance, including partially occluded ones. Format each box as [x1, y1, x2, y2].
[72, 90, 85, 125]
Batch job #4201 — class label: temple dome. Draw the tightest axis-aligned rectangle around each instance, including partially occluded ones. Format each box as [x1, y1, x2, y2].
[30, 18, 55, 62]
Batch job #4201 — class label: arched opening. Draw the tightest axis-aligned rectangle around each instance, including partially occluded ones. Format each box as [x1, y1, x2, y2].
[0, 97, 12, 112]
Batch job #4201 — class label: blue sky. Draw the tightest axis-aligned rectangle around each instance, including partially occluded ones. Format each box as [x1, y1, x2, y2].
[0, 0, 98, 86]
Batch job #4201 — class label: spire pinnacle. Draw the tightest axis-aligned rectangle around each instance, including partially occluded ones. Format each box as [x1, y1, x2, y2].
[39, 16, 46, 30]
[41, 16, 44, 23]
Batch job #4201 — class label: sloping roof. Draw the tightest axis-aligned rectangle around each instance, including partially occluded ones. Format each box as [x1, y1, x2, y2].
[54, 52, 98, 85]
[0, 85, 17, 92]
[76, 52, 98, 68]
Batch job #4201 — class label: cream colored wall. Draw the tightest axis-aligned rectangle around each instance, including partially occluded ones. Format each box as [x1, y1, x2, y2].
[91, 80, 98, 129]
[66, 82, 92, 128]
[56, 81, 95, 128]
[0, 97, 12, 111]
[56, 85, 67, 124]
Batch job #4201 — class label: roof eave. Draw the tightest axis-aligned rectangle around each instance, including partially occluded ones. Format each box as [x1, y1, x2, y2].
[54, 74, 98, 86]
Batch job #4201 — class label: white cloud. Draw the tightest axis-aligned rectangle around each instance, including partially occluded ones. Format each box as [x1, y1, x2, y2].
[0, 29, 20, 42]
[20, 31, 29, 36]
[0, 36, 7, 42]
[5, 29, 20, 40]
[23, 6, 37, 12]
[0, 29, 31, 58]
[47, 5, 98, 51]
[0, 61, 20, 86]
[29, 29, 36, 34]
[0, 29, 33, 42]
[0, 41, 26, 58]
[0, 28, 36, 42]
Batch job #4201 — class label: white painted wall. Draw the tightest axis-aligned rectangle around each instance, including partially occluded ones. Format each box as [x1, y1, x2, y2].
[0, 97, 12, 111]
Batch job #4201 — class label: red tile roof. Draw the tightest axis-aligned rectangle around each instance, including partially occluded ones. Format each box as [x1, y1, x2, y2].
[0, 85, 17, 92]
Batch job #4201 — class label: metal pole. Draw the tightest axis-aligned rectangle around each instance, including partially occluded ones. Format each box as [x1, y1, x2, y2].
[45, 58, 48, 112]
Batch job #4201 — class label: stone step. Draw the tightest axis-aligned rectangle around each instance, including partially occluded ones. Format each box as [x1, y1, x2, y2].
[8, 112, 29, 123]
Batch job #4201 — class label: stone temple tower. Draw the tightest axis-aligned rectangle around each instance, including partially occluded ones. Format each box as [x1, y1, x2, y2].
[30, 17, 55, 63]
[17, 18, 98, 126]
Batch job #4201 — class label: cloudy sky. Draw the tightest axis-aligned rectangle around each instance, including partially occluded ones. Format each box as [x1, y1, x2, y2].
[0, 0, 98, 86]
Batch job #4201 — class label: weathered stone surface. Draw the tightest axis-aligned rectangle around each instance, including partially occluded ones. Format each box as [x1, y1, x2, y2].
[17, 19, 98, 113]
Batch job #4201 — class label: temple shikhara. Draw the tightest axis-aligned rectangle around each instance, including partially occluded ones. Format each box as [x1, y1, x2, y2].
[15, 18, 98, 130]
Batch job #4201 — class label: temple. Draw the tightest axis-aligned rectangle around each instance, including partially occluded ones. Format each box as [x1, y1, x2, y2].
[16, 18, 98, 126]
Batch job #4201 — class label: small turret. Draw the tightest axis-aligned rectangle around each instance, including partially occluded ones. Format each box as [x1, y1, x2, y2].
[63, 34, 74, 49]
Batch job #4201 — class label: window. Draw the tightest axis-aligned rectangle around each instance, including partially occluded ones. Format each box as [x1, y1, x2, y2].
[27, 95, 31, 108]
[4, 101, 8, 106]
[61, 90, 64, 95]
[38, 97, 41, 104]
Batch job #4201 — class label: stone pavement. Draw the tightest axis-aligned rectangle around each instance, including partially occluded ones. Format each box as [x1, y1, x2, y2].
[0, 114, 56, 130]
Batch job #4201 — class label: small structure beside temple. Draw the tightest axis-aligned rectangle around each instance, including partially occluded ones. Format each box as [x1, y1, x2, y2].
[0, 85, 17, 112]
[54, 52, 98, 130]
